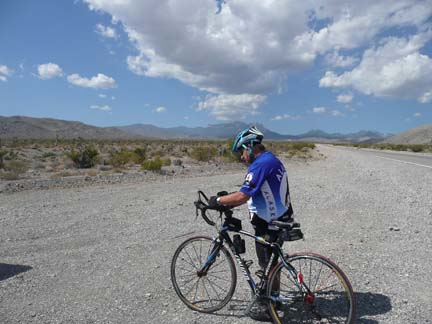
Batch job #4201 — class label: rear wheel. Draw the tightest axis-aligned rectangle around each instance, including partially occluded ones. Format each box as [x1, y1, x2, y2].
[267, 253, 356, 323]
[170, 236, 237, 313]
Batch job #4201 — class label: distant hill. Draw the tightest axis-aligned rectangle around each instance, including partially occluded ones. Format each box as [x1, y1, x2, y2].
[0, 115, 389, 143]
[118, 122, 388, 143]
[0, 116, 136, 140]
[385, 124, 432, 144]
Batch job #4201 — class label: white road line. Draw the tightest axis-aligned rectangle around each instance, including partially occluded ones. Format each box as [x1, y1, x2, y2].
[375, 155, 432, 169]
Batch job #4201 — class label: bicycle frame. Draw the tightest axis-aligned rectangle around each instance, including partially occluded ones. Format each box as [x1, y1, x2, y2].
[199, 222, 308, 303]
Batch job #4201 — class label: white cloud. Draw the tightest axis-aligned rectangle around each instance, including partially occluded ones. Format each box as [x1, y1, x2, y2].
[67, 73, 117, 89]
[90, 105, 111, 111]
[95, 23, 118, 39]
[419, 91, 432, 103]
[320, 33, 432, 102]
[154, 106, 166, 113]
[414, 112, 421, 117]
[337, 93, 353, 103]
[313, 107, 326, 114]
[84, 0, 432, 118]
[0, 65, 12, 76]
[37, 63, 63, 79]
[0, 64, 12, 81]
[271, 114, 301, 121]
[198, 94, 266, 121]
[99, 94, 107, 98]
[331, 110, 344, 117]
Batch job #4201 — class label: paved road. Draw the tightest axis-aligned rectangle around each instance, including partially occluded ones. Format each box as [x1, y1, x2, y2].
[327, 145, 432, 169]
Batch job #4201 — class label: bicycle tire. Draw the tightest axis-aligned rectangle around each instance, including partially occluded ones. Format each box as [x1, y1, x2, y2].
[170, 236, 237, 313]
[267, 252, 356, 323]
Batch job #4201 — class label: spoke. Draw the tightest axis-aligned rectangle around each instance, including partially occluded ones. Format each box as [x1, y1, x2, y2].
[209, 254, 226, 271]
[312, 261, 324, 292]
[314, 282, 339, 293]
[201, 278, 214, 307]
[207, 272, 231, 282]
[183, 276, 200, 299]
[183, 248, 199, 270]
[191, 241, 202, 266]
[179, 275, 199, 287]
[308, 259, 312, 290]
[193, 277, 201, 303]
[175, 265, 197, 274]
[281, 268, 297, 286]
[204, 277, 223, 301]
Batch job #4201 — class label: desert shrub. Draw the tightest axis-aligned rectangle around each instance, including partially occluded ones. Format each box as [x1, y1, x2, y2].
[410, 144, 424, 152]
[162, 157, 171, 166]
[0, 160, 29, 180]
[190, 146, 218, 162]
[41, 151, 56, 159]
[109, 149, 135, 167]
[0, 150, 7, 169]
[133, 147, 146, 163]
[173, 159, 183, 166]
[67, 146, 100, 168]
[142, 157, 163, 171]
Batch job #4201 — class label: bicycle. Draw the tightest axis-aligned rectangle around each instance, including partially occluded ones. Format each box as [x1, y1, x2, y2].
[170, 191, 356, 323]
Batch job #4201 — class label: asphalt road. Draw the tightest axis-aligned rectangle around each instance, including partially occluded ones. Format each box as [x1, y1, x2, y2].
[326, 145, 432, 169]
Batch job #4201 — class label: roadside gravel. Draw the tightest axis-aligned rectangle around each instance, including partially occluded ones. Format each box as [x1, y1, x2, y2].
[1, 144, 431, 323]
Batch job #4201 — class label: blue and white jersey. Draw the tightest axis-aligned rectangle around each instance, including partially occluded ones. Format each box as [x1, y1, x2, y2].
[240, 151, 292, 222]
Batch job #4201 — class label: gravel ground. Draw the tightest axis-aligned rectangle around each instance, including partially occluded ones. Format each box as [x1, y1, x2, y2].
[1, 144, 431, 323]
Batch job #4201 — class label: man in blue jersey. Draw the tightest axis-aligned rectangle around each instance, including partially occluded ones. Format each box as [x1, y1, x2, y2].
[208, 126, 293, 319]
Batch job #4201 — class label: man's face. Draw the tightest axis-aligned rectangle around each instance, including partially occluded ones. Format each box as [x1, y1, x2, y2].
[241, 147, 251, 165]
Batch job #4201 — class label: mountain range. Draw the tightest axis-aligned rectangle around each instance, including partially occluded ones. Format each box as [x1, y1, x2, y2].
[2, 115, 429, 144]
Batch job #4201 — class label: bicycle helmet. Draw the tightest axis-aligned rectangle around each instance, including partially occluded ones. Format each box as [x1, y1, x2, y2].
[231, 126, 264, 153]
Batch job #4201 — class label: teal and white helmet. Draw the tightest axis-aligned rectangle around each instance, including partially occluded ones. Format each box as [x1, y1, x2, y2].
[232, 126, 264, 153]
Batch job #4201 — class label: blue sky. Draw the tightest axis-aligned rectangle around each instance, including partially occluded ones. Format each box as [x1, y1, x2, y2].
[0, 0, 431, 135]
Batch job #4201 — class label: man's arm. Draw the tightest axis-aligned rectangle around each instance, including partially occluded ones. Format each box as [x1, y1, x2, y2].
[218, 191, 250, 207]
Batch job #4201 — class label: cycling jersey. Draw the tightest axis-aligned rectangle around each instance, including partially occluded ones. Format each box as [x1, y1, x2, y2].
[240, 151, 293, 223]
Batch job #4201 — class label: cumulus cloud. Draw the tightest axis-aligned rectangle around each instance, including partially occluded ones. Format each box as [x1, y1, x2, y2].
[154, 106, 166, 113]
[414, 112, 421, 117]
[337, 93, 353, 103]
[95, 23, 118, 39]
[320, 33, 432, 102]
[37, 63, 63, 79]
[90, 105, 111, 111]
[419, 91, 432, 103]
[99, 94, 107, 98]
[198, 94, 266, 120]
[67, 73, 116, 89]
[84, 0, 432, 118]
[271, 114, 301, 121]
[0, 64, 12, 81]
[312, 107, 326, 114]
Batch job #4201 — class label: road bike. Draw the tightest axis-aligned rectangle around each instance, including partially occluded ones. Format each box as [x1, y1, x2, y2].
[170, 191, 356, 323]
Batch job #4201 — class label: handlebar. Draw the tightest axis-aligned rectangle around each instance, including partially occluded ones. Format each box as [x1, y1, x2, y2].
[194, 190, 233, 226]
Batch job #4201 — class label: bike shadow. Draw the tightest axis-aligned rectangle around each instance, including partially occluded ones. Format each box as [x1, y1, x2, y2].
[0, 263, 32, 281]
[355, 291, 392, 324]
[209, 291, 392, 323]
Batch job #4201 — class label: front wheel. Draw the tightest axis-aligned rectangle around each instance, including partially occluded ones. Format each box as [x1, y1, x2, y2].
[170, 236, 237, 313]
[267, 253, 356, 323]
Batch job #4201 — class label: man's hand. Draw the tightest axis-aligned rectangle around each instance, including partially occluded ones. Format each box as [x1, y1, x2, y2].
[208, 196, 220, 209]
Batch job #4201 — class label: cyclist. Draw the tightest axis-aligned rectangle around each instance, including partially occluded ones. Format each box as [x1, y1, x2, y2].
[208, 125, 294, 320]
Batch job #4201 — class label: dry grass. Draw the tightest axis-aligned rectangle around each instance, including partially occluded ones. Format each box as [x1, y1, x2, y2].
[0, 138, 317, 181]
